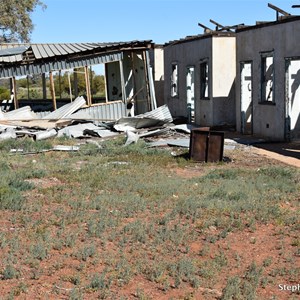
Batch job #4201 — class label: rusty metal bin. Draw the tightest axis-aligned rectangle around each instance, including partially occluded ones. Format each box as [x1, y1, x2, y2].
[189, 129, 224, 162]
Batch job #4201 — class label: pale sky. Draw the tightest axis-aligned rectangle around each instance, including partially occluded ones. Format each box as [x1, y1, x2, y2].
[31, 0, 300, 45]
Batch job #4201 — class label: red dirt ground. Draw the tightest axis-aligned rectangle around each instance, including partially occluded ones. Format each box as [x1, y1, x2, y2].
[0, 142, 299, 300]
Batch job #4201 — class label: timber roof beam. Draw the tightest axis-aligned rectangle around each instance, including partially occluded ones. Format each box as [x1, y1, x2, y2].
[209, 19, 245, 32]
[268, 3, 292, 20]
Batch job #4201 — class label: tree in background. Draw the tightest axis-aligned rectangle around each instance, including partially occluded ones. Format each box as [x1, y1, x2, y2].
[0, 0, 46, 42]
[0, 87, 10, 100]
[91, 74, 106, 98]
[0, 1, 47, 102]
[53, 69, 106, 100]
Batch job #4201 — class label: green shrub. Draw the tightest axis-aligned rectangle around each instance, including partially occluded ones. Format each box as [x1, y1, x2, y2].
[2, 264, 19, 280]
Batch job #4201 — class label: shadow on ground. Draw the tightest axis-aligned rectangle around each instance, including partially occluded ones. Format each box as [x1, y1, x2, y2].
[254, 142, 300, 160]
[224, 131, 300, 161]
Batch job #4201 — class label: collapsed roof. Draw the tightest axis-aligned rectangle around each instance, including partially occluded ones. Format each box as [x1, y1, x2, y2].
[0, 40, 153, 78]
[164, 3, 300, 47]
[0, 40, 157, 116]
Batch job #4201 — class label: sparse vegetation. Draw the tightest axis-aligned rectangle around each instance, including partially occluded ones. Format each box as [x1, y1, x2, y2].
[0, 136, 298, 299]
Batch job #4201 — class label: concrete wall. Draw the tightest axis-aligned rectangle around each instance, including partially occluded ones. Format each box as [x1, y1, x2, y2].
[164, 35, 236, 127]
[153, 47, 165, 107]
[164, 37, 212, 122]
[236, 17, 300, 141]
[211, 37, 236, 127]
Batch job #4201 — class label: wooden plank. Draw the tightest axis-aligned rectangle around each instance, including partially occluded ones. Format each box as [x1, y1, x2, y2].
[104, 66, 108, 103]
[49, 71, 57, 110]
[210, 19, 225, 30]
[12, 77, 19, 109]
[268, 3, 290, 16]
[130, 52, 136, 106]
[84, 66, 92, 106]
[74, 70, 78, 98]
[142, 51, 151, 111]
[42, 73, 47, 100]
[119, 60, 126, 103]
[198, 22, 213, 33]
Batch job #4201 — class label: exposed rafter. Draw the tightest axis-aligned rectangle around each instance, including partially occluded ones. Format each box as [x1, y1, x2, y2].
[198, 19, 244, 34]
[209, 19, 244, 32]
[268, 3, 291, 20]
[197, 22, 213, 34]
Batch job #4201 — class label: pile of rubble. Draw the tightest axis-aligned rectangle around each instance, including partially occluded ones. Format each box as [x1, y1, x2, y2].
[0, 97, 246, 162]
[0, 96, 194, 147]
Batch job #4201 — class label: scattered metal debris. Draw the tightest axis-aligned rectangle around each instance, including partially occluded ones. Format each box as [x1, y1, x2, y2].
[9, 144, 80, 155]
[52, 145, 80, 151]
[105, 161, 130, 166]
[42, 96, 86, 120]
[0, 106, 38, 120]
[114, 105, 173, 132]
[34, 129, 57, 141]
[0, 128, 17, 140]
[147, 138, 190, 148]
[124, 130, 139, 146]
[0, 100, 242, 160]
[57, 123, 102, 139]
[0, 101, 174, 144]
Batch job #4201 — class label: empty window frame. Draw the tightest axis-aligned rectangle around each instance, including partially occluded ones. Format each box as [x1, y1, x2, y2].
[261, 52, 274, 103]
[186, 66, 195, 122]
[171, 63, 178, 97]
[200, 60, 209, 99]
[285, 57, 300, 132]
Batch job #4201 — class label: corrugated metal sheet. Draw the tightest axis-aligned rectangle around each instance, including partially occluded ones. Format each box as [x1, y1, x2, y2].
[0, 41, 152, 63]
[0, 52, 123, 78]
[37, 101, 126, 121]
[113, 105, 173, 131]
[142, 104, 173, 122]
[36, 111, 51, 118]
[148, 139, 189, 148]
[0, 46, 29, 56]
[0, 106, 38, 120]
[0, 40, 152, 78]
[42, 96, 86, 119]
[79, 101, 126, 121]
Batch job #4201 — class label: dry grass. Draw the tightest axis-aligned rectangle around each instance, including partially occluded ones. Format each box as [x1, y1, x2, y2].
[0, 137, 299, 299]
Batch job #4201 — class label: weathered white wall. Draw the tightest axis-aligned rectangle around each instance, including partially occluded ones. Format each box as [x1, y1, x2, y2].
[286, 59, 300, 139]
[153, 47, 165, 107]
[212, 37, 236, 126]
[236, 17, 300, 141]
[212, 38, 236, 97]
[164, 35, 236, 127]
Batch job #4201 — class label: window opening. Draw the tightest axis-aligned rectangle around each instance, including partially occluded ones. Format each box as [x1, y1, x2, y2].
[171, 63, 178, 97]
[261, 53, 274, 102]
[200, 61, 209, 99]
